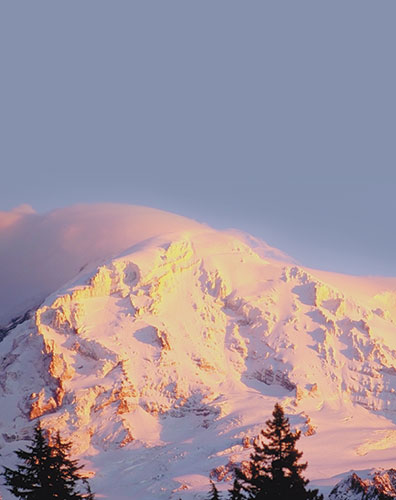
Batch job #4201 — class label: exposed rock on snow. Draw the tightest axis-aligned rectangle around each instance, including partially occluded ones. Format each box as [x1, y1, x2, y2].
[329, 469, 396, 499]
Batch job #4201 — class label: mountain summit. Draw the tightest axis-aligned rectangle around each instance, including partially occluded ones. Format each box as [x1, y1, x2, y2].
[1, 204, 396, 499]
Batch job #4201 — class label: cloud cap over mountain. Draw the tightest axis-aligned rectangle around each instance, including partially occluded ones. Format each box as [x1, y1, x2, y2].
[0, 204, 209, 325]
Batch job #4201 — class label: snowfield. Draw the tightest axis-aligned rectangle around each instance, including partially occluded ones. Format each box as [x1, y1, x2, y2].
[1, 204, 396, 499]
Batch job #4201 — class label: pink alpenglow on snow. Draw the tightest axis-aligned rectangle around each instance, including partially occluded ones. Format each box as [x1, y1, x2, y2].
[1, 204, 396, 499]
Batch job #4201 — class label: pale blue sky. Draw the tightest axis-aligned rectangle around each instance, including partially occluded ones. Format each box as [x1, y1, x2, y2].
[1, 2, 395, 275]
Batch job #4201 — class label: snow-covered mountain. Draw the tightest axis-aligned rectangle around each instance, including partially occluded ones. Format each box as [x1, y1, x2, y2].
[1, 204, 396, 499]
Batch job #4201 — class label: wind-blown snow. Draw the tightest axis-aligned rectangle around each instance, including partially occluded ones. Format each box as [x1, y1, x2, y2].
[1, 204, 396, 499]
[0, 204, 209, 326]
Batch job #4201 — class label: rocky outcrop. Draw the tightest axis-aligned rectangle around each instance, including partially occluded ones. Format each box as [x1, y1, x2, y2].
[330, 470, 396, 499]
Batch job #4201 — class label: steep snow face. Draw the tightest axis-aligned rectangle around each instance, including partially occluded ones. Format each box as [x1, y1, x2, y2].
[2, 208, 396, 499]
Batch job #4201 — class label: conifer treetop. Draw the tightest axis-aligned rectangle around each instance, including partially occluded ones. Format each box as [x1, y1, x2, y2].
[2, 422, 94, 500]
[233, 403, 323, 500]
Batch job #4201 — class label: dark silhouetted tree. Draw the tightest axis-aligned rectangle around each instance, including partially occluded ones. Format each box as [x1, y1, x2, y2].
[234, 403, 323, 500]
[2, 422, 94, 499]
[228, 478, 245, 499]
[208, 480, 221, 500]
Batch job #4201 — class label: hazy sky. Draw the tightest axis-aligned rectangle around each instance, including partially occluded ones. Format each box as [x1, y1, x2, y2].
[1, 2, 395, 276]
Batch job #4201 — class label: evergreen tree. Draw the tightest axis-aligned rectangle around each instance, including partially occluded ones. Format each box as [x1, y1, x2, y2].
[228, 478, 245, 499]
[234, 403, 323, 500]
[2, 423, 94, 500]
[208, 480, 221, 500]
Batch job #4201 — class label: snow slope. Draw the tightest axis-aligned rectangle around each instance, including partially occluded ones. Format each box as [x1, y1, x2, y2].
[1, 204, 396, 499]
